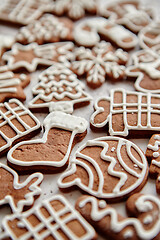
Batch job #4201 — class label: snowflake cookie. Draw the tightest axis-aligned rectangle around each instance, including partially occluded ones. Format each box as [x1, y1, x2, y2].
[146, 134, 160, 194]
[0, 163, 43, 213]
[73, 17, 138, 49]
[0, 99, 41, 156]
[7, 111, 88, 173]
[76, 194, 160, 240]
[72, 41, 128, 89]
[29, 64, 92, 113]
[99, 0, 154, 33]
[0, 0, 53, 25]
[1, 195, 96, 240]
[126, 49, 160, 93]
[90, 88, 160, 137]
[2, 42, 74, 72]
[0, 70, 30, 102]
[53, 0, 97, 20]
[58, 136, 148, 201]
[16, 14, 74, 45]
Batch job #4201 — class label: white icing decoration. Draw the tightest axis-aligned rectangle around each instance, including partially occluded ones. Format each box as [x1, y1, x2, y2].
[2, 195, 96, 240]
[54, 0, 96, 19]
[99, 0, 153, 33]
[147, 134, 160, 167]
[17, 14, 71, 43]
[7, 111, 88, 168]
[0, 34, 14, 56]
[126, 48, 160, 93]
[143, 215, 153, 225]
[0, 98, 41, 153]
[0, 163, 43, 213]
[0, 0, 54, 25]
[72, 41, 128, 86]
[73, 17, 138, 49]
[123, 230, 133, 239]
[91, 88, 160, 136]
[153, 152, 160, 158]
[78, 194, 160, 240]
[58, 136, 148, 199]
[2, 42, 74, 73]
[28, 64, 92, 113]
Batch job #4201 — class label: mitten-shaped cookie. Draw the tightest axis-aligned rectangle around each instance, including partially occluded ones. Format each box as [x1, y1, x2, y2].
[76, 194, 160, 240]
[8, 111, 88, 173]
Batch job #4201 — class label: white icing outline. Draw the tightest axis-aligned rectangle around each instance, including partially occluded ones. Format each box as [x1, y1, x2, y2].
[73, 17, 138, 49]
[0, 163, 43, 213]
[0, 98, 41, 153]
[58, 136, 148, 199]
[7, 111, 88, 168]
[2, 194, 96, 240]
[28, 64, 92, 113]
[91, 88, 160, 136]
[126, 49, 160, 93]
[78, 194, 160, 240]
[2, 42, 74, 73]
[99, 0, 154, 33]
[147, 134, 160, 168]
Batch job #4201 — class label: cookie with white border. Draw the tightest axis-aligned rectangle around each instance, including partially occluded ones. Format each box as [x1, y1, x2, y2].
[76, 194, 160, 240]
[7, 111, 88, 174]
[99, 0, 154, 33]
[58, 136, 148, 202]
[90, 88, 160, 137]
[146, 134, 160, 194]
[72, 41, 128, 89]
[0, 163, 43, 213]
[16, 14, 74, 45]
[1, 194, 97, 240]
[28, 64, 92, 113]
[2, 42, 74, 72]
[0, 98, 41, 156]
[73, 17, 138, 49]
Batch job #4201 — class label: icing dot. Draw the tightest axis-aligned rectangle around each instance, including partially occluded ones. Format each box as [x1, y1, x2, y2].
[111, 147, 115, 152]
[17, 222, 25, 228]
[58, 87, 64, 92]
[134, 164, 138, 168]
[20, 74, 26, 81]
[143, 215, 153, 225]
[153, 152, 159, 158]
[99, 200, 107, 208]
[123, 230, 133, 239]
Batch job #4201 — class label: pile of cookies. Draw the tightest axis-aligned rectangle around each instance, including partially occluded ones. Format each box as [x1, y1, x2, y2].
[0, 0, 160, 239]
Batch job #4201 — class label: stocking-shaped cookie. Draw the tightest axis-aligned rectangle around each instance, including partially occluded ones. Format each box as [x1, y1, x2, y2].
[7, 111, 88, 173]
[28, 64, 92, 113]
[99, 0, 154, 33]
[73, 17, 138, 49]
[58, 136, 148, 202]
[0, 163, 43, 213]
[90, 88, 160, 137]
[1, 195, 97, 240]
[146, 134, 160, 194]
[0, 70, 30, 102]
[126, 49, 160, 93]
[76, 194, 160, 240]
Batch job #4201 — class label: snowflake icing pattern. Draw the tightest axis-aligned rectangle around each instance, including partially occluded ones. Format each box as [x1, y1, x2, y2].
[72, 41, 128, 88]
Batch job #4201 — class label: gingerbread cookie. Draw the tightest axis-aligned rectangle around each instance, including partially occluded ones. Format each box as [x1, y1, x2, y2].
[0, 34, 14, 57]
[2, 42, 74, 73]
[0, 70, 30, 102]
[53, 0, 97, 20]
[0, 163, 43, 213]
[7, 111, 88, 173]
[58, 136, 148, 202]
[90, 88, 160, 137]
[28, 64, 92, 113]
[72, 41, 128, 89]
[73, 17, 138, 49]
[99, 0, 154, 33]
[0, 98, 41, 156]
[146, 134, 160, 194]
[76, 193, 160, 240]
[139, 21, 160, 50]
[126, 49, 160, 93]
[0, 0, 53, 25]
[16, 14, 74, 45]
[1, 194, 97, 240]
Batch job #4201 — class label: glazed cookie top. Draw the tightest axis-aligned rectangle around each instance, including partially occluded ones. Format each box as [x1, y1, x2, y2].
[58, 136, 148, 201]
